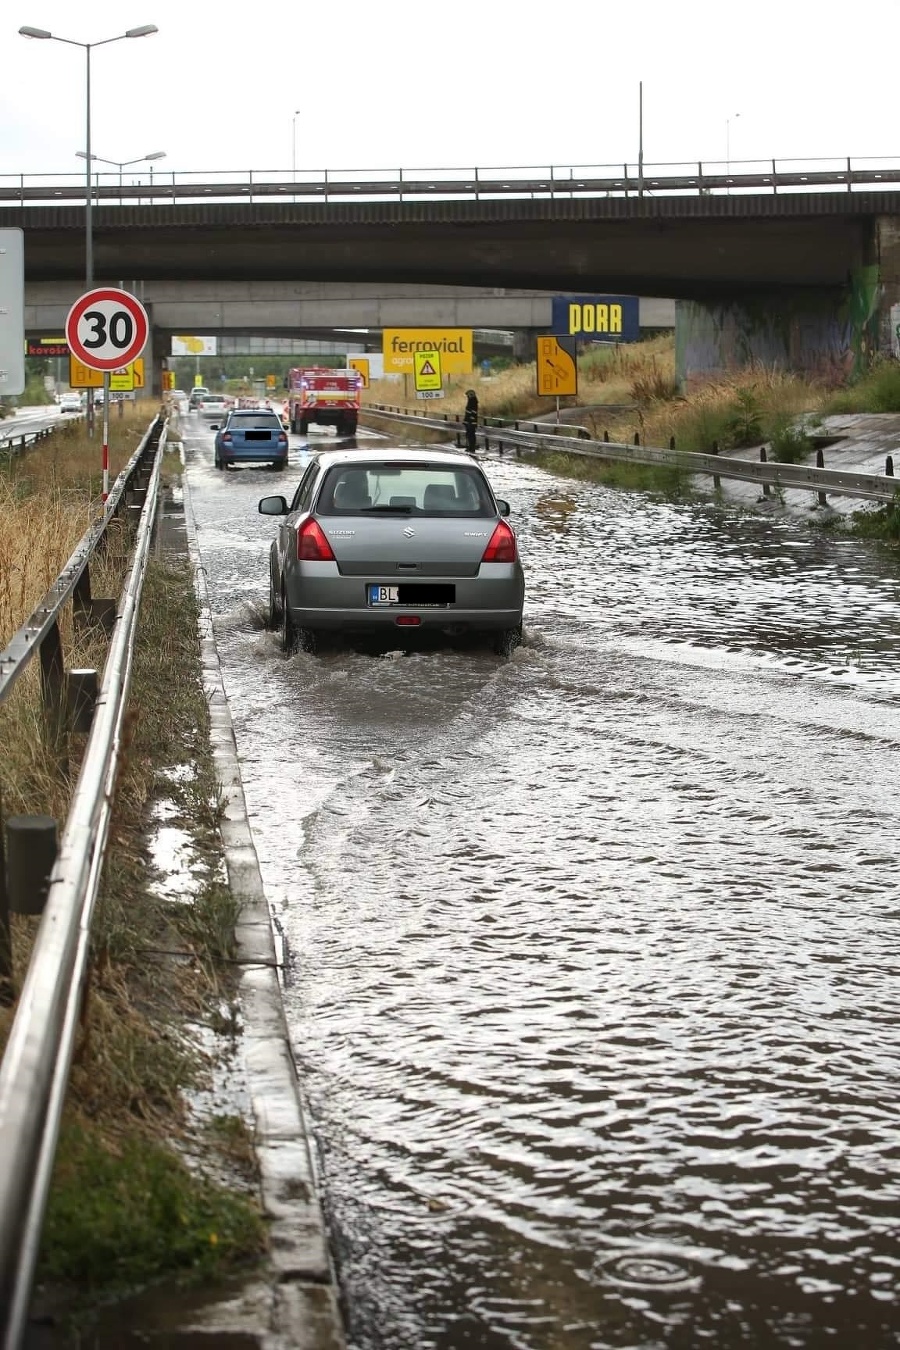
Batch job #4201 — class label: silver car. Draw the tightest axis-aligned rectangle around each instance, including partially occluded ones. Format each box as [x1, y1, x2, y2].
[258, 447, 524, 654]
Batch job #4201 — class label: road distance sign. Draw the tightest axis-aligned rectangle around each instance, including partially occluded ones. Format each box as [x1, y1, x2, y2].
[65, 287, 149, 371]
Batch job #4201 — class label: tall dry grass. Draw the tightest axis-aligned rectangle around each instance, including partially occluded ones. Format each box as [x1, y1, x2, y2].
[363, 335, 677, 421]
[0, 407, 152, 648]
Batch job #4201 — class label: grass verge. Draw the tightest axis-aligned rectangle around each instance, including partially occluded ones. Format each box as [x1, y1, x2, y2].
[0, 426, 266, 1321]
[529, 448, 688, 496]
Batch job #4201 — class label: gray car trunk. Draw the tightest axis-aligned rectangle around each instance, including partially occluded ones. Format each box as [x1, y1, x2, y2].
[319, 514, 494, 578]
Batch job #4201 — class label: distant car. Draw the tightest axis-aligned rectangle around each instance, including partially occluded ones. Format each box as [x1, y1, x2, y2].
[198, 394, 229, 420]
[258, 446, 524, 654]
[59, 392, 82, 414]
[213, 409, 289, 470]
[168, 389, 188, 406]
[189, 386, 209, 410]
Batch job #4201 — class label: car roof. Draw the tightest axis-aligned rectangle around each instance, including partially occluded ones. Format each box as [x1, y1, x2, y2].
[311, 447, 482, 471]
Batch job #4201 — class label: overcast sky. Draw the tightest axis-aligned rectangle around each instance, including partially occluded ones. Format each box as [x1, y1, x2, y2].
[2, 0, 897, 181]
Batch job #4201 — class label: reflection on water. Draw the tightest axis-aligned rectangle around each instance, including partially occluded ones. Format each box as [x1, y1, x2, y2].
[186, 430, 900, 1349]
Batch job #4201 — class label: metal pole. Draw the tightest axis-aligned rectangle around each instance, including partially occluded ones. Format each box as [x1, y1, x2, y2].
[85, 44, 95, 441]
[638, 81, 644, 198]
[102, 372, 110, 500]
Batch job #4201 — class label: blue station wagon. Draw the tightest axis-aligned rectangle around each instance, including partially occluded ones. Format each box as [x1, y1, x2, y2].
[213, 409, 289, 471]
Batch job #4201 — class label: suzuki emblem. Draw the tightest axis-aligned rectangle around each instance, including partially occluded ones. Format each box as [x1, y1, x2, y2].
[403, 526, 415, 538]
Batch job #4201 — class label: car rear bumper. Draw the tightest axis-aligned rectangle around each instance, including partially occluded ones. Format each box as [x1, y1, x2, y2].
[283, 566, 524, 631]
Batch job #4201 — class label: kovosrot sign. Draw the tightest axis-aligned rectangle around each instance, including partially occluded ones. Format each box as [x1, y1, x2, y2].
[552, 296, 640, 342]
[383, 328, 473, 374]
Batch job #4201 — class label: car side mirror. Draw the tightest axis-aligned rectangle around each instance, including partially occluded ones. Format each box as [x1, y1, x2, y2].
[209, 423, 220, 431]
[496, 498, 511, 517]
[259, 495, 288, 516]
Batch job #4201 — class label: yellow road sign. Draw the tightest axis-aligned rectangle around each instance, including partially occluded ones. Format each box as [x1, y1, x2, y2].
[383, 328, 472, 374]
[69, 356, 102, 388]
[536, 336, 577, 397]
[413, 350, 442, 392]
[349, 357, 370, 388]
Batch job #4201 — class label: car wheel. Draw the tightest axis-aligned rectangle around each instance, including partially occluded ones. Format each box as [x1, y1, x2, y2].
[214, 453, 222, 470]
[491, 625, 522, 658]
[271, 457, 287, 471]
[268, 568, 282, 629]
[280, 592, 297, 653]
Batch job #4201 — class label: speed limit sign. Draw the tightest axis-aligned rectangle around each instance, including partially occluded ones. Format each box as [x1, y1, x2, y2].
[65, 287, 149, 371]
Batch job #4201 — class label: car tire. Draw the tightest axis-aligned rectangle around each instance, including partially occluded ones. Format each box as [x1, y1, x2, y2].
[280, 592, 297, 654]
[214, 453, 222, 470]
[491, 625, 522, 658]
[268, 568, 282, 629]
[271, 457, 288, 471]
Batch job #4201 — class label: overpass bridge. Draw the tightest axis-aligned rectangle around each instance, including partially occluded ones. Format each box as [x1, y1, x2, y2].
[6, 162, 900, 387]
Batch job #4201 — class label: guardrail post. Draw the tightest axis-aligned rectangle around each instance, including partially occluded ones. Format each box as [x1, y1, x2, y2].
[633, 432, 641, 446]
[816, 447, 828, 505]
[847, 156, 852, 194]
[760, 445, 771, 498]
[67, 669, 99, 734]
[712, 440, 721, 490]
[669, 436, 676, 450]
[39, 621, 67, 768]
[886, 455, 894, 477]
[603, 430, 610, 443]
[772, 159, 778, 196]
[5, 816, 57, 917]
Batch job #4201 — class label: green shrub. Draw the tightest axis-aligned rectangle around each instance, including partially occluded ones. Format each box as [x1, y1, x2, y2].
[824, 360, 900, 415]
[766, 412, 813, 464]
[723, 388, 764, 447]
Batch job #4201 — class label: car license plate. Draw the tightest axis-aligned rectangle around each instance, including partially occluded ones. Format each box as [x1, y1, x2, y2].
[368, 585, 399, 605]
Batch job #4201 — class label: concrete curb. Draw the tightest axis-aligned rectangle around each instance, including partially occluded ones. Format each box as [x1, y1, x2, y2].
[181, 472, 345, 1349]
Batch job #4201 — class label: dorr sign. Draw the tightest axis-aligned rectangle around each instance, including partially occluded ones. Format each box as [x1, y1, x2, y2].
[65, 288, 149, 371]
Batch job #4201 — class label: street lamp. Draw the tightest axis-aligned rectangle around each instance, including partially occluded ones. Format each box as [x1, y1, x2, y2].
[292, 109, 302, 177]
[19, 24, 158, 288]
[726, 112, 741, 179]
[76, 150, 166, 204]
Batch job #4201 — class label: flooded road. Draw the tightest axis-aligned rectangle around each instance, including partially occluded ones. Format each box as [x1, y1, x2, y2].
[184, 417, 900, 1349]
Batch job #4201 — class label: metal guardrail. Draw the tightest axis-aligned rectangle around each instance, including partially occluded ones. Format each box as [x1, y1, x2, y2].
[362, 406, 900, 505]
[0, 418, 65, 457]
[3, 156, 900, 205]
[0, 415, 165, 1348]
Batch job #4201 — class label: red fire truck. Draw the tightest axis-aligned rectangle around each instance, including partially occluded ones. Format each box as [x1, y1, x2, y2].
[286, 366, 362, 437]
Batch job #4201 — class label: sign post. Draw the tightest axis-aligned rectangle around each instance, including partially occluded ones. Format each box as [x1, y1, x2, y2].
[65, 287, 149, 501]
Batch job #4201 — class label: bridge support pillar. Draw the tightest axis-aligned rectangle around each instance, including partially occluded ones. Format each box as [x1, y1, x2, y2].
[675, 275, 881, 387]
[876, 217, 900, 359]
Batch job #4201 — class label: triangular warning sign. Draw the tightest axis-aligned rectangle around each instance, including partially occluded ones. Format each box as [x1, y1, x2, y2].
[419, 359, 436, 376]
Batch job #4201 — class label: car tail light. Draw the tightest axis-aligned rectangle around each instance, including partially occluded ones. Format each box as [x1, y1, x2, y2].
[481, 520, 517, 563]
[395, 615, 421, 626]
[297, 519, 335, 561]
[221, 433, 233, 444]
[278, 433, 288, 447]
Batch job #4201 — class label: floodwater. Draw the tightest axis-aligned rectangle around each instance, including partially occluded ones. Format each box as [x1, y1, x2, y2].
[184, 418, 900, 1349]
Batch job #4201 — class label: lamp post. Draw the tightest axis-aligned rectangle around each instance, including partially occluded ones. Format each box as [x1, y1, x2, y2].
[726, 112, 741, 178]
[19, 24, 158, 289]
[76, 150, 166, 204]
[292, 109, 302, 177]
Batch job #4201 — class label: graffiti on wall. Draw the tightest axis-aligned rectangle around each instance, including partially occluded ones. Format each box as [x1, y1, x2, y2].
[676, 272, 881, 386]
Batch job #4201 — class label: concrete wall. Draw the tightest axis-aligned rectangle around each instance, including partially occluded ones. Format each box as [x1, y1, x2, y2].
[675, 272, 882, 386]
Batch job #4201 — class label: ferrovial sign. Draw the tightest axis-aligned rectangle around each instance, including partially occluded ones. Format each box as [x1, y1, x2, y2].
[0, 229, 25, 397]
[171, 335, 218, 356]
[552, 296, 640, 343]
[383, 328, 472, 374]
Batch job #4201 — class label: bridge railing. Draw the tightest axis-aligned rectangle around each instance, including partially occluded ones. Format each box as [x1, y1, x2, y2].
[4, 155, 900, 205]
[0, 416, 165, 1346]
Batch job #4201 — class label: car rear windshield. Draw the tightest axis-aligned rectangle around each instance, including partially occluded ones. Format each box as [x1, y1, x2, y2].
[226, 413, 282, 429]
[202, 396, 225, 404]
[316, 462, 496, 516]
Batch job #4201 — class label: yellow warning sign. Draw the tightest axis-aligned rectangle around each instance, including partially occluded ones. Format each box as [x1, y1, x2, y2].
[70, 356, 145, 390]
[349, 357, 370, 388]
[413, 350, 442, 392]
[69, 356, 103, 389]
[536, 336, 577, 397]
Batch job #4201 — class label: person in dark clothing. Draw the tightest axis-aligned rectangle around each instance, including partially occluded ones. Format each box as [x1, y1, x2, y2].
[463, 389, 479, 453]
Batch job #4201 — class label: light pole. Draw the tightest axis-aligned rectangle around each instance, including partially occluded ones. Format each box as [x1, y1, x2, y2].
[76, 150, 165, 204]
[292, 109, 302, 177]
[726, 112, 741, 179]
[19, 25, 158, 289]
